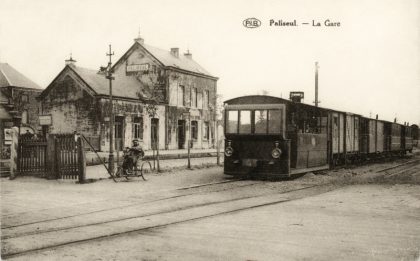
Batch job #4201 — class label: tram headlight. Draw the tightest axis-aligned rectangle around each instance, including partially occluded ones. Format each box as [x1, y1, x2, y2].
[225, 147, 234, 157]
[271, 148, 281, 159]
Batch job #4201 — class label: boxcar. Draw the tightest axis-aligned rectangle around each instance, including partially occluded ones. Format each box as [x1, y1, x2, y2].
[360, 116, 385, 159]
[223, 95, 329, 179]
[329, 111, 345, 164]
[412, 124, 419, 148]
[403, 125, 413, 152]
[329, 111, 361, 164]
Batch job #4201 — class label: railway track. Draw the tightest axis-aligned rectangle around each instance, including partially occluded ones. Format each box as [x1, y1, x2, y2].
[1, 179, 259, 230]
[3, 157, 419, 258]
[0, 179, 241, 220]
[376, 159, 420, 176]
[376, 159, 420, 173]
[1, 182, 334, 259]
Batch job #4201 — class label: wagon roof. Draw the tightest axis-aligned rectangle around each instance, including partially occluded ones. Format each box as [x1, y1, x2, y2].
[224, 95, 368, 116]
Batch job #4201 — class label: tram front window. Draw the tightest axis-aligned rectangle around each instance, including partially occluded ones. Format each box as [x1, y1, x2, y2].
[239, 110, 252, 134]
[255, 110, 268, 134]
[227, 110, 238, 133]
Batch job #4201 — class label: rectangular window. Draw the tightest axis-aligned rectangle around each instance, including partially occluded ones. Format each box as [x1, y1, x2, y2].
[227, 110, 238, 133]
[203, 90, 209, 109]
[191, 88, 197, 107]
[203, 122, 209, 140]
[133, 117, 143, 140]
[178, 85, 185, 106]
[191, 121, 198, 140]
[239, 110, 252, 134]
[197, 92, 203, 109]
[21, 95, 28, 102]
[254, 110, 268, 134]
[268, 110, 282, 133]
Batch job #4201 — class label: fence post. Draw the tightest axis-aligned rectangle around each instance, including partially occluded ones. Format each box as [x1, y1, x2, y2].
[9, 127, 19, 180]
[46, 134, 57, 179]
[78, 137, 86, 183]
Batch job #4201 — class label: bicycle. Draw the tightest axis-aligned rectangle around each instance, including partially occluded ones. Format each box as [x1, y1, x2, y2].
[114, 149, 153, 182]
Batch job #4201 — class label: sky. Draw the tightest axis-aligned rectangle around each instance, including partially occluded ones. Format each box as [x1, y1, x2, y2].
[1, 0, 419, 124]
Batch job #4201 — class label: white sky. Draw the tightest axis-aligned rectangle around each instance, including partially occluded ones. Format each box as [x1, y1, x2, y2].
[1, 0, 419, 124]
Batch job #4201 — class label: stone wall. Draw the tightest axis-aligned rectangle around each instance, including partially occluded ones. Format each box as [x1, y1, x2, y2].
[166, 70, 217, 149]
[3, 86, 42, 132]
[41, 74, 99, 136]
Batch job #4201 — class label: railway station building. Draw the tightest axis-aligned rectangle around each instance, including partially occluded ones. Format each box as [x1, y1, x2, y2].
[39, 34, 218, 152]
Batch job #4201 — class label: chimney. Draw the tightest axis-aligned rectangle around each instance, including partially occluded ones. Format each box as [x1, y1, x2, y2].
[170, 48, 179, 58]
[184, 50, 192, 59]
[134, 28, 144, 45]
[289, 91, 304, 103]
[65, 54, 76, 67]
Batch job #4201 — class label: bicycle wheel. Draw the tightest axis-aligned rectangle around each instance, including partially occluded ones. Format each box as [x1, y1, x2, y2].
[139, 161, 153, 181]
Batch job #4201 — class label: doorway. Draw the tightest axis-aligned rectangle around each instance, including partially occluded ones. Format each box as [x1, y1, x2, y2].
[151, 118, 159, 150]
[177, 120, 186, 149]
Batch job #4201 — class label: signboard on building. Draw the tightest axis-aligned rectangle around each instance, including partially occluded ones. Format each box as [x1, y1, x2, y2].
[39, 115, 52, 126]
[126, 63, 150, 72]
[4, 129, 12, 145]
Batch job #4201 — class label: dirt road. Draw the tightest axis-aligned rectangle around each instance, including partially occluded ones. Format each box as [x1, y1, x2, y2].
[1, 157, 420, 260]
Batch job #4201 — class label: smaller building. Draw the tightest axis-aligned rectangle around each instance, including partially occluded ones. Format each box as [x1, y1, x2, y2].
[0, 63, 43, 158]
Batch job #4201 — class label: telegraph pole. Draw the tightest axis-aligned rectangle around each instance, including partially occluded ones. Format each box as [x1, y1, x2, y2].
[315, 62, 320, 107]
[106, 45, 115, 174]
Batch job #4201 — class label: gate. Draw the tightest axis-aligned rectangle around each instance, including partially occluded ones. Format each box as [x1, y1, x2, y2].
[54, 134, 81, 179]
[17, 133, 85, 182]
[18, 135, 47, 177]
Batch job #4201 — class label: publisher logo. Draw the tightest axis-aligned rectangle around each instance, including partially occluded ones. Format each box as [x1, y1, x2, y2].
[243, 18, 261, 28]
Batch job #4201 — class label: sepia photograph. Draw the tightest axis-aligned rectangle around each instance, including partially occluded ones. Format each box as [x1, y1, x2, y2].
[1, 0, 419, 260]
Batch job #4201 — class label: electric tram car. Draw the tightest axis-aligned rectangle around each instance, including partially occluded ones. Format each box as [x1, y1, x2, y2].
[223, 95, 414, 179]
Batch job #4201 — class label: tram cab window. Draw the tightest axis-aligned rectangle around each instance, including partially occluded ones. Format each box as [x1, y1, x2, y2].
[227, 110, 238, 133]
[255, 110, 268, 134]
[239, 110, 252, 134]
[226, 109, 284, 135]
[268, 110, 282, 134]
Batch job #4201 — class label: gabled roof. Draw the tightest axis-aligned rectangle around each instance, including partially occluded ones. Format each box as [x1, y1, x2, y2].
[0, 63, 42, 89]
[42, 64, 150, 100]
[114, 41, 216, 78]
[71, 66, 148, 98]
[142, 44, 212, 76]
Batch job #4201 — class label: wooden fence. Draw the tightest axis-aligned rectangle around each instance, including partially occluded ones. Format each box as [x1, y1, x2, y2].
[17, 133, 85, 182]
[18, 136, 47, 177]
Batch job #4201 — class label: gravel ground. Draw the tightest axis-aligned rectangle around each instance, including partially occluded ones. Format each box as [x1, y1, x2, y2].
[1, 155, 419, 260]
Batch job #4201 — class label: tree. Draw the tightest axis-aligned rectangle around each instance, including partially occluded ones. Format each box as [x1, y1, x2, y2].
[135, 70, 165, 172]
[209, 94, 224, 165]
